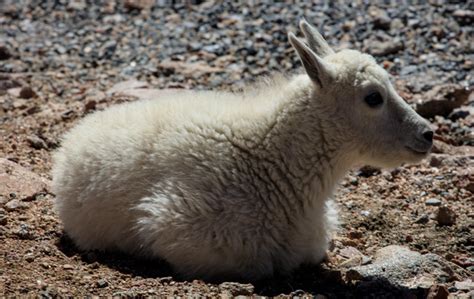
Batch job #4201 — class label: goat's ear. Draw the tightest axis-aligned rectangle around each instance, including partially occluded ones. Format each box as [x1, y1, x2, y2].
[288, 32, 335, 88]
[299, 20, 334, 58]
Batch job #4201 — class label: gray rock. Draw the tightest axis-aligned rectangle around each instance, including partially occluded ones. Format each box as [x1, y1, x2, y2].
[370, 40, 404, 56]
[15, 224, 35, 240]
[454, 279, 473, 291]
[346, 246, 469, 290]
[425, 198, 441, 206]
[4, 199, 28, 211]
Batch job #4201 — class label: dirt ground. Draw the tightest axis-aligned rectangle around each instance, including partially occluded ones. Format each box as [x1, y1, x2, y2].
[1, 1, 473, 298]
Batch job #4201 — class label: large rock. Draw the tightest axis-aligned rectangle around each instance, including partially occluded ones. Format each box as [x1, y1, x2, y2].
[0, 159, 51, 201]
[346, 246, 470, 290]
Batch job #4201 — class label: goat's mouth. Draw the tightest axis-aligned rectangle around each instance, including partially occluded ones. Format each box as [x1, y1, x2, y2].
[405, 146, 430, 156]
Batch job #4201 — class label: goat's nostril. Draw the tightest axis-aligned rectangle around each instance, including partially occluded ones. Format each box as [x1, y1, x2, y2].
[422, 131, 434, 143]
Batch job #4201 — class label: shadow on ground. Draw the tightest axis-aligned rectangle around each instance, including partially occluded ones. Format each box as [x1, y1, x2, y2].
[57, 235, 426, 298]
[56, 234, 174, 279]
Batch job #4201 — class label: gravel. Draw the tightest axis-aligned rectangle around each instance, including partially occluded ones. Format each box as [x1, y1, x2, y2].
[0, 0, 473, 297]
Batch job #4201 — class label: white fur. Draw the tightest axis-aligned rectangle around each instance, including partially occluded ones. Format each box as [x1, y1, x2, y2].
[52, 21, 432, 280]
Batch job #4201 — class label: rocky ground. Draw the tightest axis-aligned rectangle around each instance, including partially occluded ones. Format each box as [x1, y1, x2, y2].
[0, 0, 473, 298]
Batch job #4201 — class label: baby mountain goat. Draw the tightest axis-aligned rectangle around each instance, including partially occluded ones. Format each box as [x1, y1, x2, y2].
[53, 21, 433, 280]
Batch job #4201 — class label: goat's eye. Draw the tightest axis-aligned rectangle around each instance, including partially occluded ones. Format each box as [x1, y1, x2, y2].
[364, 92, 383, 107]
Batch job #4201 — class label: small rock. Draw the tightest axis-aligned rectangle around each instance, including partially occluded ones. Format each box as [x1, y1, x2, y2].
[124, 0, 154, 10]
[19, 86, 36, 99]
[24, 253, 35, 262]
[429, 155, 443, 167]
[218, 282, 254, 296]
[158, 276, 173, 283]
[4, 199, 28, 211]
[415, 85, 472, 118]
[26, 135, 48, 150]
[84, 100, 97, 113]
[465, 182, 474, 193]
[372, 11, 391, 30]
[348, 231, 363, 239]
[357, 165, 380, 177]
[454, 279, 473, 291]
[62, 264, 74, 270]
[425, 198, 442, 206]
[436, 206, 456, 226]
[339, 246, 363, 259]
[415, 214, 430, 224]
[453, 9, 474, 25]
[61, 109, 75, 120]
[0, 159, 51, 200]
[96, 279, 109, 288]
[67, 0, 86, 10]
[0, 46, 12, 60]
[7, 87, 21, 98]
[370, 40, 404, 56]
[346, 245, 469, 290]
[15, 224, 35, 240]
[449, 108, 470, 121]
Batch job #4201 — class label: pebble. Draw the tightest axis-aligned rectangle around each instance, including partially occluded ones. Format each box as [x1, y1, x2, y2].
[19, 86, 37, 99]
[0, 46, 12, 60]
[465, 182, 474, 194]
[4, 200, 28, 211]
[370, 40, 404, 56]
[425, 198, 442, 206]
[26, 135, 48, 150]
[24, 253, 35, 262]
[0, 1, 472, 297]
[436, 206, 456, 226]
[124, 0, 154, 10]
[96, 279, 109, 288]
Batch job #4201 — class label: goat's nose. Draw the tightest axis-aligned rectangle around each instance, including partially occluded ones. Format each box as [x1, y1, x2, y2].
[422, 130, 434, 143]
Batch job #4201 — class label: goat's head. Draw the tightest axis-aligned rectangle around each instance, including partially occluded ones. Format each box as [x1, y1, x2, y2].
[289, 20, 433, 168]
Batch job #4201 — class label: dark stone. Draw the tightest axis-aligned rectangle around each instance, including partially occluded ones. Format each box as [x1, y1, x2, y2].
[0, 46, 12, 60]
